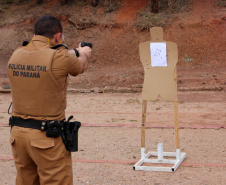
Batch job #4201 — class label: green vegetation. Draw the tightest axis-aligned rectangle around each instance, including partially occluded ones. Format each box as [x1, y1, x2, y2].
[111, 118, 117, 122]
[134, 0, 191, 30]
[0, 0, 29, 4]
[134, 10, 167, 30]
[157, 0, 191, 13]
[0, 0, 13, 4]
[129, 120, 137, 122]
[103, 0, 120, 13]
[179, 100, 184, 104]
[125, 98, 141, 104]
[217, 0, 226, 7]
[182, 55, 194, 62]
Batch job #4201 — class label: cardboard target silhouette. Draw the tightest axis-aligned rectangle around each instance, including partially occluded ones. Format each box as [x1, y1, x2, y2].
[140, 27, 178, 101]
[134, 27, 186, 172]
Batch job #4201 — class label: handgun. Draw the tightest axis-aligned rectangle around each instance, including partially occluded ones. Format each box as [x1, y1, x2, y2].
[81, 42, 92, 48]
[74, 42, 92, 57]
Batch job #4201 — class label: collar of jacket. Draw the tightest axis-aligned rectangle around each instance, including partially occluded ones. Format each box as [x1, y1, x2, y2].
[32, 35, 55, 47]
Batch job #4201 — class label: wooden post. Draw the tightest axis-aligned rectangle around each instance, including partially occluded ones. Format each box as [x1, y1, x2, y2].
[141, 100, 147, 148]
[173, 101, 180, 149]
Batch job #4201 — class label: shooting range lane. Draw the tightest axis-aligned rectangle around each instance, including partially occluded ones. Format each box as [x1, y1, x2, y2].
[0, 92, 225, 130]
[0, 126, 226, 166]
[0, 126, 226, 185]
[1, 155, 226, 167]
[0, 92, 225, 129]
[0, 92, 225, 183]
[0, 110, 225, 129]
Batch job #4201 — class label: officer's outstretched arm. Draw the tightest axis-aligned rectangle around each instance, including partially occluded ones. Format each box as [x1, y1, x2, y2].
[77, 46, 91, 73]
[69, 45, 91, 73]
[78, 53, 88, 73]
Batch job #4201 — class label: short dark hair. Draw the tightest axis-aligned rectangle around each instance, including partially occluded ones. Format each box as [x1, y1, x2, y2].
[35, 15, 63, 39]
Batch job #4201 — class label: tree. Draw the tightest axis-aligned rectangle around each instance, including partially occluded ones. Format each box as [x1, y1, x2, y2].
[151, 0, 159, 13]
[37, 0, 43, 4]
[168, 0, 175, 11]
[91, 0, 98, 7]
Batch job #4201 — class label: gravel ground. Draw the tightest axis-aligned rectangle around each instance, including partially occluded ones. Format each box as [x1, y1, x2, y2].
[0, 92, 226, 184]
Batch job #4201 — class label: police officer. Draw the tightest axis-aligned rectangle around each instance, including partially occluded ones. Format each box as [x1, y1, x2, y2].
[7, 15, 91, 185]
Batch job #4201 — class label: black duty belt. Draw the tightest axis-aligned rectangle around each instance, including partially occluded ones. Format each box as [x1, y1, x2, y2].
[9, 116, 81, 151]
[9, 117, 48, 131]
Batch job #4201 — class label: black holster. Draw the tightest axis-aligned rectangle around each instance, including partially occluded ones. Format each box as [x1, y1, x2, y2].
[61, 116, 81, 152]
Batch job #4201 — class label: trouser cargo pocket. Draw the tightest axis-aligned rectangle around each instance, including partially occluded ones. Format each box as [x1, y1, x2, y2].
[31, 139, 55, 149]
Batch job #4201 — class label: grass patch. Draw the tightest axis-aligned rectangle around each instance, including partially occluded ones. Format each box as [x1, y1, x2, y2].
[182, 55, 194, 62]
[0, 0, 13, 4]
[179, 100, 184, 104]
[134, 0, 192, 30]
[125, 98, 141, 104]
[129, 120, 137, 122]
[156, 0, 192, 13]
[111, 118, 118, 122]
[134, 9, 167, 30]
[217, 0, 226, 7]
[0, 0, 29, 5]
[156, 107, 161, 110]
[103, 0, 120, 13]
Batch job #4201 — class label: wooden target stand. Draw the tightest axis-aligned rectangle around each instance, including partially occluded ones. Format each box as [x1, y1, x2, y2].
[133, 27, 186, 172]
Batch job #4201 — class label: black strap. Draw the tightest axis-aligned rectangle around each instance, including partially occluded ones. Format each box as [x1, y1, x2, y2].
[8, 102, 12, 114]
[10, 117, 47, 131]
[22, 41, 30, 46]
[51, 44, 68, 49]
[21, 41, 68, 50]
[73, 49, 79, 57]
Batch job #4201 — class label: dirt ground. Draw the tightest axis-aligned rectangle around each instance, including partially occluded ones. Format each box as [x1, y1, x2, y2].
[0, 91, 226, 184]
[0, 0, 226, 184]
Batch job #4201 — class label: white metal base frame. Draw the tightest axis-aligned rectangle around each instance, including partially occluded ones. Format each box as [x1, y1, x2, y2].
[134, 144, 186, 172]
